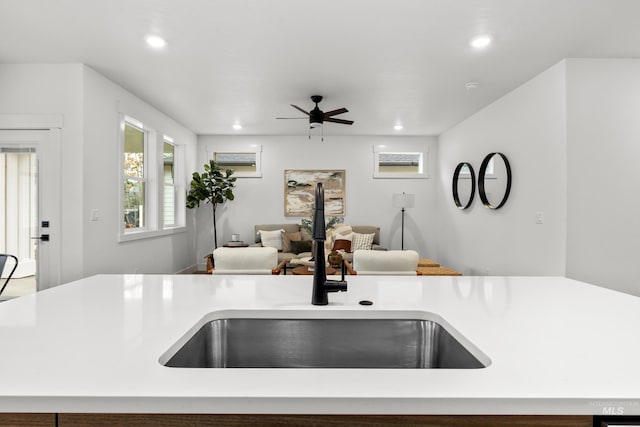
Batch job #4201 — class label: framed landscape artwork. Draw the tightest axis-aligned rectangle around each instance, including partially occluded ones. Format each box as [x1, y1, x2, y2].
[284, 169, 346, 217]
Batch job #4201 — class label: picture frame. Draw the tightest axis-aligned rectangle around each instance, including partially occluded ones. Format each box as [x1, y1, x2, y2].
[284, 169, 346, 217]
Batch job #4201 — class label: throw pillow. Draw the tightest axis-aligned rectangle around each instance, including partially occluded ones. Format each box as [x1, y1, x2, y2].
[332, 224, 353, 241]
[257, 229, 284, 251]
[323, 224, 351, 256]
[352, 232, 375, 251]
[324, 227, 334, 255]
[291, 239, 312, 254]
[281, 231, 302, 253]
[333, 239, 352, 253]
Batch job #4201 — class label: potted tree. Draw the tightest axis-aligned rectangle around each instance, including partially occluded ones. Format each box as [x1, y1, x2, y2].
[186, 160, 237, 254]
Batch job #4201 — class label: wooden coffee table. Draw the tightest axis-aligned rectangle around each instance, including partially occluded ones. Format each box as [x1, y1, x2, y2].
[292, 266, 336, 275]
[418, 258, 440, 267]
[417, 266, 462, 276]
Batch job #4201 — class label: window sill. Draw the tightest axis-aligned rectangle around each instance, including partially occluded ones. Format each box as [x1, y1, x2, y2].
[119, 226, 187, 243]
[373, 173, 429, 179]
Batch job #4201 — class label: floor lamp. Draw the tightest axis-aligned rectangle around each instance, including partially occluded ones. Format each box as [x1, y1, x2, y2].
[393, 192, 415, 250]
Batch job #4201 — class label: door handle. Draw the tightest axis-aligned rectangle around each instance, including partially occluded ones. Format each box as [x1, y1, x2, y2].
[31, 234, 50, 242]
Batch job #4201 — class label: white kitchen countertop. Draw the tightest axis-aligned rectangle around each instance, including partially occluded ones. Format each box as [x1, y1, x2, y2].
[0, 274, 639, 415]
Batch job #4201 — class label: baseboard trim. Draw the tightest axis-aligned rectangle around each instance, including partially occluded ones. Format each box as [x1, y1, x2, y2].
[176, 264, 198, 274]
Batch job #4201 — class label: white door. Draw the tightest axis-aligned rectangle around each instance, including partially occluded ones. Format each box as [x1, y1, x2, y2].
[0, 130, 61, 290]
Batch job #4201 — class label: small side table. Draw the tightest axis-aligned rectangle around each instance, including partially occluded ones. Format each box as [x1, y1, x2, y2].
[204, 254, 214, 274]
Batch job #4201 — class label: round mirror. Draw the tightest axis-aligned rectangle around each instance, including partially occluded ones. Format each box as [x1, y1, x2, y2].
[452, 162, 475, 209]
[478, 152, 512, 209]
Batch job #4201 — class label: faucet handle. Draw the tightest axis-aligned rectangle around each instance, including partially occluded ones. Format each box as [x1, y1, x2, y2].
[324, 279, 348, 293]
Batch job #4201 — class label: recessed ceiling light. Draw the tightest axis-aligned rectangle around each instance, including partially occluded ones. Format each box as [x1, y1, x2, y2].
[232, 123, 242, 130]
[470, 35, 492, 49]
[145, 35, 166, 49]
[394, 124, 404, 131]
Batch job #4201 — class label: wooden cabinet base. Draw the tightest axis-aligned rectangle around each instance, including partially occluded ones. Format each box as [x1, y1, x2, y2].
[0, 413, 55, 427]
[56, 414, 593, 427]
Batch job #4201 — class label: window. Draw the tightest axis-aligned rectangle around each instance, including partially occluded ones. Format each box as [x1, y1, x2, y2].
[123, 121, 146, 229]
[163, 139, 176, 227]
[214, 152, 257, 174]
[377, 152, 422, 174]
[373, 145, 429, 179]
[119, 115, 185, 241]
[211, 144, 262, 178]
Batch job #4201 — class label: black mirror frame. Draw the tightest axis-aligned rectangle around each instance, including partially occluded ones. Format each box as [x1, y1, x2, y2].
[452, 162, 475, 210]
[478, 152, 512, 210]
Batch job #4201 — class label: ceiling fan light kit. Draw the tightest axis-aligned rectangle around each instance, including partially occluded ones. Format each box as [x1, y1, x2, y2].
[277, 95, 353, 138]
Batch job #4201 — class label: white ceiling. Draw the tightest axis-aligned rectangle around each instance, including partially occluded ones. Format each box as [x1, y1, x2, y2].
[2, 0, 640, 136]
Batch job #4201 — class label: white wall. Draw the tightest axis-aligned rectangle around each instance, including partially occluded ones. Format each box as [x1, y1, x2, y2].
[6, 60, 637, 295]
[195, 135, 438, 269]
[81, 66, 198, 275]
[437, 62, 568, 276]
[566, 59, 640, 296]
[0, 64, 84, 284]
[0, 64, 198, 283]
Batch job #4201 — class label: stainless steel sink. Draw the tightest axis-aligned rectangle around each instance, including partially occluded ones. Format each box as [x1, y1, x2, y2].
[162, 316, 487, 369]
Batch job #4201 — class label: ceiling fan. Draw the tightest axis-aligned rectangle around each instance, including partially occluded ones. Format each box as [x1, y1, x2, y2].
[277, 95, 354, 129]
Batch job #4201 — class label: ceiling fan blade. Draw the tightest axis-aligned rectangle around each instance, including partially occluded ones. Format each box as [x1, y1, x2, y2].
[276, 117, 309, 119]
[290, 104, 310, 115]
[323, 108, 348, 117]
[325, 117, 354, 125]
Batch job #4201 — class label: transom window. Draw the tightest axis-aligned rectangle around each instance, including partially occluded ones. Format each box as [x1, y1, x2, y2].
[373, 145, 429, 179]
[211, 144, 262, 178]
[377, 152, 422, 174]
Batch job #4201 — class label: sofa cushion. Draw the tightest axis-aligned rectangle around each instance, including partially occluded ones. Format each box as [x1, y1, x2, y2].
[352, 232, 375, 251]
[257, 229, 284, 250]
[291, 239, 312, 254]
[277, 252, 299, 263]
[351, 226, 380, 245]
[332, 224, 353, 240]
[324, 224, 352, 255]
[333, 239, 351, 253]
[281, 231, 302, 253]
[255, 223, 301, 243]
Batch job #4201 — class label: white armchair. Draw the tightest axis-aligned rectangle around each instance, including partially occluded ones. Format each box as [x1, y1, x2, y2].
[345, 249, 421, 275]
[212, 247, 287, 275]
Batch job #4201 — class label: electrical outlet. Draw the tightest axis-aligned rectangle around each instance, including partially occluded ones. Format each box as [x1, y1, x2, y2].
[535, 211, 544, 224]
[90, 209, 100, 221]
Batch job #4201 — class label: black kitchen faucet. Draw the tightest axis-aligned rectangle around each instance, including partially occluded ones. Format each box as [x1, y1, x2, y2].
[311, 183, 347, 305]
